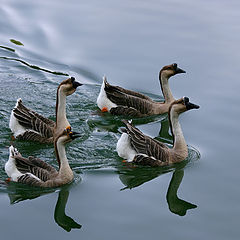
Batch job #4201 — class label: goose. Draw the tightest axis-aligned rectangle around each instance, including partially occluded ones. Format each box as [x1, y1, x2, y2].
[97, 63, 185, 117]
[5, 127, 80, 187]
[116, 97, 199, 166]
[9, 77, 82, 143]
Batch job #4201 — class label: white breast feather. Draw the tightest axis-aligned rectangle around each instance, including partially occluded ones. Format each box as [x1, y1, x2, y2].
[97, 77, 117, 111]
[116, 133, 137, 162]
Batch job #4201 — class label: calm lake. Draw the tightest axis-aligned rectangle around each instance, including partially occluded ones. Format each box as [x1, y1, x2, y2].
[0, 0, 239, 239]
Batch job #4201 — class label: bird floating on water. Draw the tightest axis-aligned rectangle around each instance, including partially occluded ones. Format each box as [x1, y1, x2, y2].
[9, 77, 82, 143]
[116, 97, 199, 166]
[97, 63, 185, 117]
[5, 127, 81, 187]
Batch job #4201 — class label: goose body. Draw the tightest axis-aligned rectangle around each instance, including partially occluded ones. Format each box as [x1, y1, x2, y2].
[9, 77, 82, 143]
[97, 63, 185, 117]
[117, 97, 199, 166]
[5, 128, 80, 187]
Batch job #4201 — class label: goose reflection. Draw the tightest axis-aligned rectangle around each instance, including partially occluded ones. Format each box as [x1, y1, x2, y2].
[54, 189, 82, 232]
[166, 169, 197, 216]
[118, 161, 197, 216]
[3, 183, 81, 231]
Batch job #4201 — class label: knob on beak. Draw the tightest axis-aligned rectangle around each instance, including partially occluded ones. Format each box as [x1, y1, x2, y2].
[71, 77, 83, 89]
[183, 97, 200, 110]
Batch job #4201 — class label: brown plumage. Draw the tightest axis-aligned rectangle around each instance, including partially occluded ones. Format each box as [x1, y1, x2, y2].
[117, 97, 200, 166]
[121, 119, 170, 166]
[5, 127, 81, 188]
[97, 63, 186, 117]
[9, 77, 82, 143]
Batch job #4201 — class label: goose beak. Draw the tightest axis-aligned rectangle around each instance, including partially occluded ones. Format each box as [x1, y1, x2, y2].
[183, 97, 200, 110]
[71, 77, 83, 89]
[185, 102, 200, 110]
[175, 67, 186, 74]
[186, 102, 200, 110]
[69, 131, 81, 140]
[73, 81, 83, 89]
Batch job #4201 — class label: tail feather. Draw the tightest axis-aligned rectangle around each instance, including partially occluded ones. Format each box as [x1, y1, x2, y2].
[103, 75, 108, 85]
[13, 111, 32, 129]
[13, 107, 31, 120]
[9, 145, 21, 158]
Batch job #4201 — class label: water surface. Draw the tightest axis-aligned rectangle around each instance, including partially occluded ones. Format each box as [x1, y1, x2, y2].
[0, 0, 239, 239]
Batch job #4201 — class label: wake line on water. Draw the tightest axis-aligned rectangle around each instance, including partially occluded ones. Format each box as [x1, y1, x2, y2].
[0, 56, 69, 76]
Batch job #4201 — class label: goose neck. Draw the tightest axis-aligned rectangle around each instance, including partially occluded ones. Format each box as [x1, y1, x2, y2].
[169, 110, 188, 161]
[54, 140, 74, 182]
[160, 74, 174, 103]
[54, 141, 70, 170]
[56, 89, 69, 128]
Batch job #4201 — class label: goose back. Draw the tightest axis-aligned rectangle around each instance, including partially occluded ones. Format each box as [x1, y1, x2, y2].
[10, 98, 55, 143]
[120, 120, 171, 164]
[104, 79, 157, 116]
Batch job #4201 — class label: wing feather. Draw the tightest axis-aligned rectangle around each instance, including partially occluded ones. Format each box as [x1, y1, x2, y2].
[17, 130, 54, 143]
[14, 155, 57, 182]
[18, 174, 44, 186]
[133, 155, 168, 166]
[17, 100, 55, 126]
[110, 106, 147, 117]
[123, 120, 170, 162]
[104, 79, 153, 101]
[104, 80, 154, 115]
[13, 100, 55, 139]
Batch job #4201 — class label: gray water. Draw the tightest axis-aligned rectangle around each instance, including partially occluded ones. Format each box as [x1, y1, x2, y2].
[0, 0, 239, 239]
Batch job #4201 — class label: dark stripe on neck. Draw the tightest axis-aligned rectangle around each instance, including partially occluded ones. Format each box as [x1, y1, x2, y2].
[159, 70, 166, 103]
[56, 85, 61, 125]
[168, 104, 175, 146]
[54, 137, 61, 168]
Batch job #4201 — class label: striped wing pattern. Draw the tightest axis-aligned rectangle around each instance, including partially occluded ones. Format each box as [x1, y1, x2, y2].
[13, 100, 55, 139]
[104, 81, 154, 115]
[17, 131, 54, 143]
[123, 120, 170, 164]
[15, 155, 57, 184]
[18, 174, 45, 187]
[110, 106, 147, 117]
[104, 80, 153, 100]
[133, 155, 168, 166]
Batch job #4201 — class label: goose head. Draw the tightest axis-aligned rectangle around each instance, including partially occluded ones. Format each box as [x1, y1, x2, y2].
[170, 97, 200, 115]
[159, 63, 186, 80]
[55, 126, 81, 145]
[58, 77, 83, 96]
